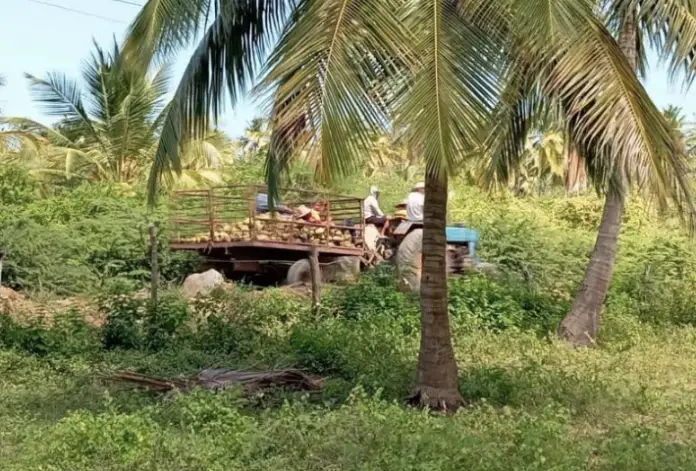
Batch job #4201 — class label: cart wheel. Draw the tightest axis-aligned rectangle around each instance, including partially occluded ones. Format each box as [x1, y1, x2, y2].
[394, 228, 423, 292]
[327, 256, 361, 282]
[286, 259, 313, 285]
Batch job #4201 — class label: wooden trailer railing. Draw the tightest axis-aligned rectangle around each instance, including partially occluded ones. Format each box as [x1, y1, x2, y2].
[169, 185, 365, 256]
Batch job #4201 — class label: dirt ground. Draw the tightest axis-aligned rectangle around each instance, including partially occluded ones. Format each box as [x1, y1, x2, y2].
[1, 286, 101, 326]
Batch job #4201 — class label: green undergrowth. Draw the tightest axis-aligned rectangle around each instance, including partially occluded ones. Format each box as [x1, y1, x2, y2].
[5, 168, 696, 468]
[3, 270, 696, 469]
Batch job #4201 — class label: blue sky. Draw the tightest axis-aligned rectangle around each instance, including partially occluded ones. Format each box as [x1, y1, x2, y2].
[0, 0, 260, 137]
[1, 0, 695, 137]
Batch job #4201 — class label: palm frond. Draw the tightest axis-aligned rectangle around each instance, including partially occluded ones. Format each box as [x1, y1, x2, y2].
[83, 39, 117, 125]
[480, 0, 695, 221]
[260, 0, 413, 201]
[122, 0, 211, 69]
[483, 76, 548, 187]
[145, 1, 290, 205]
[0, 117, 76, 147]
[24, 72, 101, 145]
[396, 0, 504, 183]
[109, 69, 169, 169]
[628, 0, 696, 85]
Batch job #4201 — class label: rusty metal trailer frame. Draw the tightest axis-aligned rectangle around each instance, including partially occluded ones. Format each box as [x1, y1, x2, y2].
[169, 184, 368, 281]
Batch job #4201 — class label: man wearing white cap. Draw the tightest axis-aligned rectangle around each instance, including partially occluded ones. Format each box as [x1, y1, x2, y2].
[406, 182, 425, 221]
[363, 185, 386, 226]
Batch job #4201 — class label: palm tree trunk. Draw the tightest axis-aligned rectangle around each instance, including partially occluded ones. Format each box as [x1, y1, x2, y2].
[558, 11, 636, 346]
[408, 172, 464, 410]
[558, 189, 623, 345]
[564, 145, 587, 195]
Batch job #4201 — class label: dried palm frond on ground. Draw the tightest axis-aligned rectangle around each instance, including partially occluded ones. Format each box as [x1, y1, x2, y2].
[104, 368, 324, 394]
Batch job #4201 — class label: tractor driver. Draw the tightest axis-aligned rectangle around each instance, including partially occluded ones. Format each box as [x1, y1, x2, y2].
[406, 182, 425, 221]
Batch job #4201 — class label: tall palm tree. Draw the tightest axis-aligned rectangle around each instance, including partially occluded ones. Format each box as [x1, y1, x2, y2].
[2, 41, 231, 189]
[238, 118, 270, 159]
[125, 0, 691, 410]
[557, 2, 696, 346]
[2, 41, 168, 183]
[507, 128, 567, 195]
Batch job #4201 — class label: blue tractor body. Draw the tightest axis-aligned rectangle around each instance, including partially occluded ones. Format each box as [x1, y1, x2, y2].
[386, 221, 480, 272]
[445, 225, 479, 258]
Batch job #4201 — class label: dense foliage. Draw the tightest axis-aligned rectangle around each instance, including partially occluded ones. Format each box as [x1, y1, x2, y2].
[4, 106, 696, 469]
[3, 264, 696, 469]
[4, 0, 696, 461]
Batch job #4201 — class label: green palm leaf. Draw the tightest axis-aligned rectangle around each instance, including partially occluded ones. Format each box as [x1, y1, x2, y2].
[0, 117, 76, 147]
[620, 0, 696, 83]
[260, 0, 412, 200]
[482, 0, 695, 221]
[24, 72, 102, 146]
[395, 0, 504, 182]
[122, 0, 211, 69]
[140, 0, 290, 204]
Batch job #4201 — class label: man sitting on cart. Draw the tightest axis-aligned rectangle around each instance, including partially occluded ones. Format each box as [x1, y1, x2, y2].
[406, 182, 425, 221]
[295, 205, 322, 223]
[363, 185, 387, 226]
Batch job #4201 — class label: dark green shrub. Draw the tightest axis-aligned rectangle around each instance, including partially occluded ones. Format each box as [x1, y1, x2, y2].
[192, 287, 305, 358]
[0, 218, 97, 294]
[330, 265, 419, 328]
[45, 309, 100, 356]
[288, 315, 415, 399]
[611, 235, 696, 326]
[447, 274, 567, 333]
[0, 315, 53, 356]
[100, 284, 146, 350]
[476, 213, 590, 300]
[0, 309, 98, 356]
[542, 197, 603, 230]
[144, 293, 191, 350]
[0, 182, 198, 295]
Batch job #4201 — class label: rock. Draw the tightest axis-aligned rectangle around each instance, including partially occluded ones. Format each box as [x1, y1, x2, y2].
[181, 269, 226, 298]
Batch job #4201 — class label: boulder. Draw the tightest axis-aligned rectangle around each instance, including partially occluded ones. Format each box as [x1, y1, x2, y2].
[181, 269, 225, 298]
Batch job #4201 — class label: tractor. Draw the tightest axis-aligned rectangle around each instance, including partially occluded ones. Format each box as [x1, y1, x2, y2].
[375, 220, 481, 292]
[168, 184, 484, 289]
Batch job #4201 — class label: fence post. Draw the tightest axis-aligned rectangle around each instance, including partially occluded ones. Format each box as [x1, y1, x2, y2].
[309, 246, 321, 316]
[148, 223, 159, 309]
[0, 248, 5, 296]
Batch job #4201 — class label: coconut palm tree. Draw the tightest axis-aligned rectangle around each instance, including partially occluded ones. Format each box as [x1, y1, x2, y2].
[146, 129, 234, 188]
[556, 2, 696, 346]
[2, 41, 168, 183]
[124, 0, 692, 409]
[238, 118, 270, 156]
[2, 40, 231, 190]
[507, 128, 567, 195]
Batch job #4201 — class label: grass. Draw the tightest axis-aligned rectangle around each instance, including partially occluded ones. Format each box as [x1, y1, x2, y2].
[5, 170, 696, 469]
[3, 292, 696, 470]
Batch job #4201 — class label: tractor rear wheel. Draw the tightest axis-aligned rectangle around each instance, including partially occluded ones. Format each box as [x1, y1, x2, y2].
[394, 228, 423, 292]
[286, 259, 312, 285]
[286, 256, 361, 285]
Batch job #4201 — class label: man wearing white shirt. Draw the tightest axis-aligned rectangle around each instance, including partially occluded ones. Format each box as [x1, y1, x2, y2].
[363, 185, 386, 225]
[406, 182, 425, 221]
